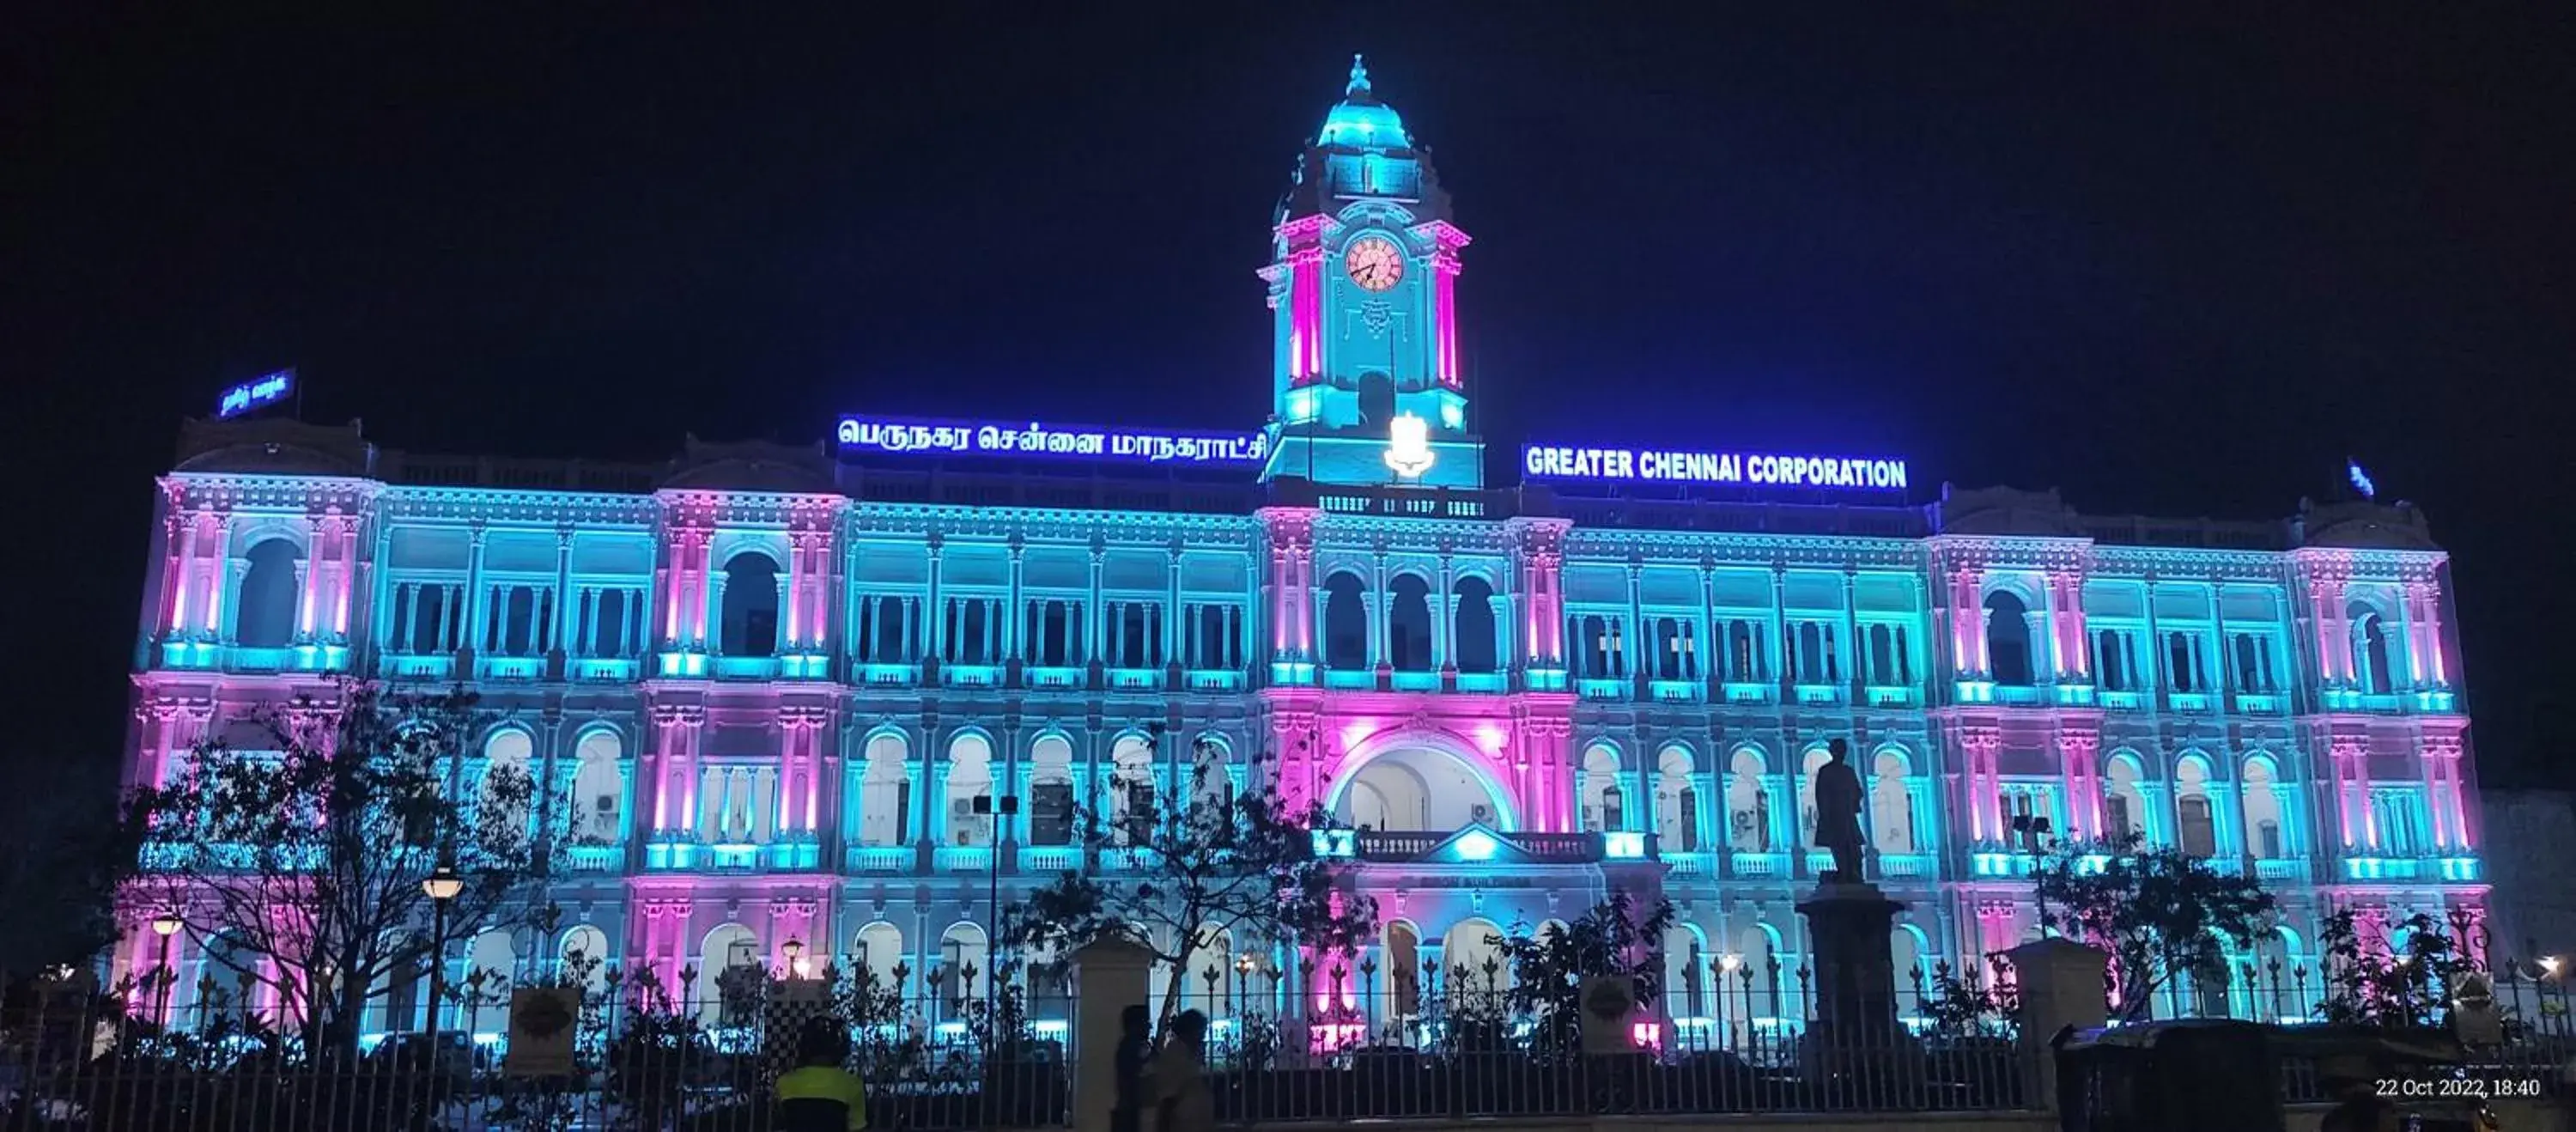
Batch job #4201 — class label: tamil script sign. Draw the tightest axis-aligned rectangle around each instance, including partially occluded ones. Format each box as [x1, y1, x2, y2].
[1522, 444, 1908, 492]
[836, 416, 1269, 466]
[216, 368, 295, 420]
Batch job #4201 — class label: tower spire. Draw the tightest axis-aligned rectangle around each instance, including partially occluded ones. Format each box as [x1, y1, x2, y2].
[1347, 53, 1371, 98]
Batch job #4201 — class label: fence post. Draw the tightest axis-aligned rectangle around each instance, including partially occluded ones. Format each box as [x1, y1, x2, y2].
[1999, 937, 2110, 1112]
[1072, 936, 1155, 1132]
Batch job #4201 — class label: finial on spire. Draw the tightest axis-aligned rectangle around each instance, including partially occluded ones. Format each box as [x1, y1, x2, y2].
[1347, 53, 1371, 96]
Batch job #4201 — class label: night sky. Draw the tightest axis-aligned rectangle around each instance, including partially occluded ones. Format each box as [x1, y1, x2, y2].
[8, 7, 2569, 799]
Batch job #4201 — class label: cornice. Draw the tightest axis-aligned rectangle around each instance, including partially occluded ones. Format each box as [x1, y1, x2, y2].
[1562, 528, 1924, 570]
[2087, 545, 2287, 581]
[846, 502, 1261, 544]
[656, 490, 850, 529]
[380, 486, 659, 526]
[1311, 513, 1514, 555]
[162, 473, 384, 512]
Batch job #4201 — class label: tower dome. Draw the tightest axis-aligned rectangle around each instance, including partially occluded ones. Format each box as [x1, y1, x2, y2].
[1317, 55, 1412, 149]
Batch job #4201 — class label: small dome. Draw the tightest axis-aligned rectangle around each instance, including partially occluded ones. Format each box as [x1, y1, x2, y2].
[1318, 55, 1411, 149]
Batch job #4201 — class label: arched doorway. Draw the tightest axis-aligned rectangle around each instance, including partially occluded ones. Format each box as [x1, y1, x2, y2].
[1329, 736, 1515, 832]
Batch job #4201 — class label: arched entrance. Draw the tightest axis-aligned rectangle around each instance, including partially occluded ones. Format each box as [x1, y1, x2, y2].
[1327, 730, 1517, 833]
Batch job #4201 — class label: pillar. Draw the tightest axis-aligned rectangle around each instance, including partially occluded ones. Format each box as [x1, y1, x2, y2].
[1070, 936, 1156, 1132]
[2000, 936, 2110, 1112]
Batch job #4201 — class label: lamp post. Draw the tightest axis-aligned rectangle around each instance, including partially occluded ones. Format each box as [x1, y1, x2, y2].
[150, 912, 184, 1027]
[422, 866, 463, 1049]
[1235, 953, 1257, 1019]
[784, 938, 808, 980]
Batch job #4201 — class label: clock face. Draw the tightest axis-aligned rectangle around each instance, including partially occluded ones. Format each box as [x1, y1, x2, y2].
[1345, 236, 1405, 291]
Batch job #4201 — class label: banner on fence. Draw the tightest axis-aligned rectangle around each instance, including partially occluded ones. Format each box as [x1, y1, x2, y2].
[2449, 971, 2504, 1046]
[507, 988, 580, 1077]
[1579, 976, 1637, 1054]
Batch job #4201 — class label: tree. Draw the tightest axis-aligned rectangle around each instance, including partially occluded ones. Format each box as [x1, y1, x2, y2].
[1488, 889, 1675, 1055]
[1000, 735, 1376, 1035]
[120, 681, 563, 1055]
[2314, 906, 2482, 1030]
[2032, 832, 2277, 1022]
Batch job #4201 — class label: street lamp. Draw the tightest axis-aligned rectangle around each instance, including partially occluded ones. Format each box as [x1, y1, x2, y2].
[422, 866, 463, 1050]
[150, 912, 184, 1027]
[784, 938, 808, 979]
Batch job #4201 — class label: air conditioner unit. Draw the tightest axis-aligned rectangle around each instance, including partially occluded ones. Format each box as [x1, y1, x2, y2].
[1470, 804, 1492, 824]
[951, 798, 976, 819]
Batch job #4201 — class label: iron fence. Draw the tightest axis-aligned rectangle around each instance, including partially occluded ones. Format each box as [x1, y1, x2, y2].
[0, 965, 1068, 1131]
[1158, 953, 2026, 1122]
[2135, 950, 2576, 1105]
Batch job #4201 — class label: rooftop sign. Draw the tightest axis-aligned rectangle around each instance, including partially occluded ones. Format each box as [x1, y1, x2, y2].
[835, 415, 1269, 466]
[1522, 443, 1909, 492]
[216, 368, 295, 420]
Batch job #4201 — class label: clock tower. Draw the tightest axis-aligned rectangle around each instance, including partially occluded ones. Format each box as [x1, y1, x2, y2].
[1260, 56, 1484, 490]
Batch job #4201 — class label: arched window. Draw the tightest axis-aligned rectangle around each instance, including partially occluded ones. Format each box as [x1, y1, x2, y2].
[938, 922, 991, 1008]
[852, 922, 905, 993]
[859, 733, 911, 847]
[1870, 752, 1915, 855]
[234, 539, 302, 648]
[719, 552, 780, 658]
[944, 733, 995, 848]
[1582, 745, 1624, 832]
[1728, 749, 1771, 851]
[2351, 603, 2394, 695]
[2175, 758, 2217, 857]
[481, 729, 534, 837]
[1385, 922, 1424, 1017]
[1984, 591, 2033, 686]
[1029, 735, 1076, 846]
[2104, 756, 2147, 842]
[2242, 758, 2285, 860]
[1109, 734, 1157, 845]
[1452, 575, 1498, 673]
[1386, 574, 1433, 672]
[1799, 746, 1835, 847]
[1656, 746, 1699, 851]
[1321, 572, 1368, 671]
[561, 925, 611, 988]
[698, 923, 761, 1025]
[571, 730, 623, 843]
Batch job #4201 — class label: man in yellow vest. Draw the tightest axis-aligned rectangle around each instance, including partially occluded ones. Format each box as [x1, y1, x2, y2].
[775, 1016, 868, 1132]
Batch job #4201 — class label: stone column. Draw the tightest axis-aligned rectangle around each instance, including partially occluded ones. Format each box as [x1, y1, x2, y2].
[1070, 936, 1155, 1132]
[1999, 936, 2110, 1112]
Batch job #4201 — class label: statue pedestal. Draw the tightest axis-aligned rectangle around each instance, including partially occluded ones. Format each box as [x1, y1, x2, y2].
[1795, 880, 1912, 1078]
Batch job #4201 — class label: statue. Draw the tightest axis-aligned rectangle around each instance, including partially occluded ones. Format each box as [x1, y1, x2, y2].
[1813, 738, 1866, 883]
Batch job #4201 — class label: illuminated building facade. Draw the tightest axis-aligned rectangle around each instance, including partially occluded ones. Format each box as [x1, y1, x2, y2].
[120, 58, 2482, 1035]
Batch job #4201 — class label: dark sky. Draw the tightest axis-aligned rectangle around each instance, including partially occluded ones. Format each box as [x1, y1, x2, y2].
[7, 6, 2570, 793]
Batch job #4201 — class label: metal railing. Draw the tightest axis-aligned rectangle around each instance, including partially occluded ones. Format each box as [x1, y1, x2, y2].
[1157, 957, 2026, 1122]
[0, 966, 1068, 1131]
